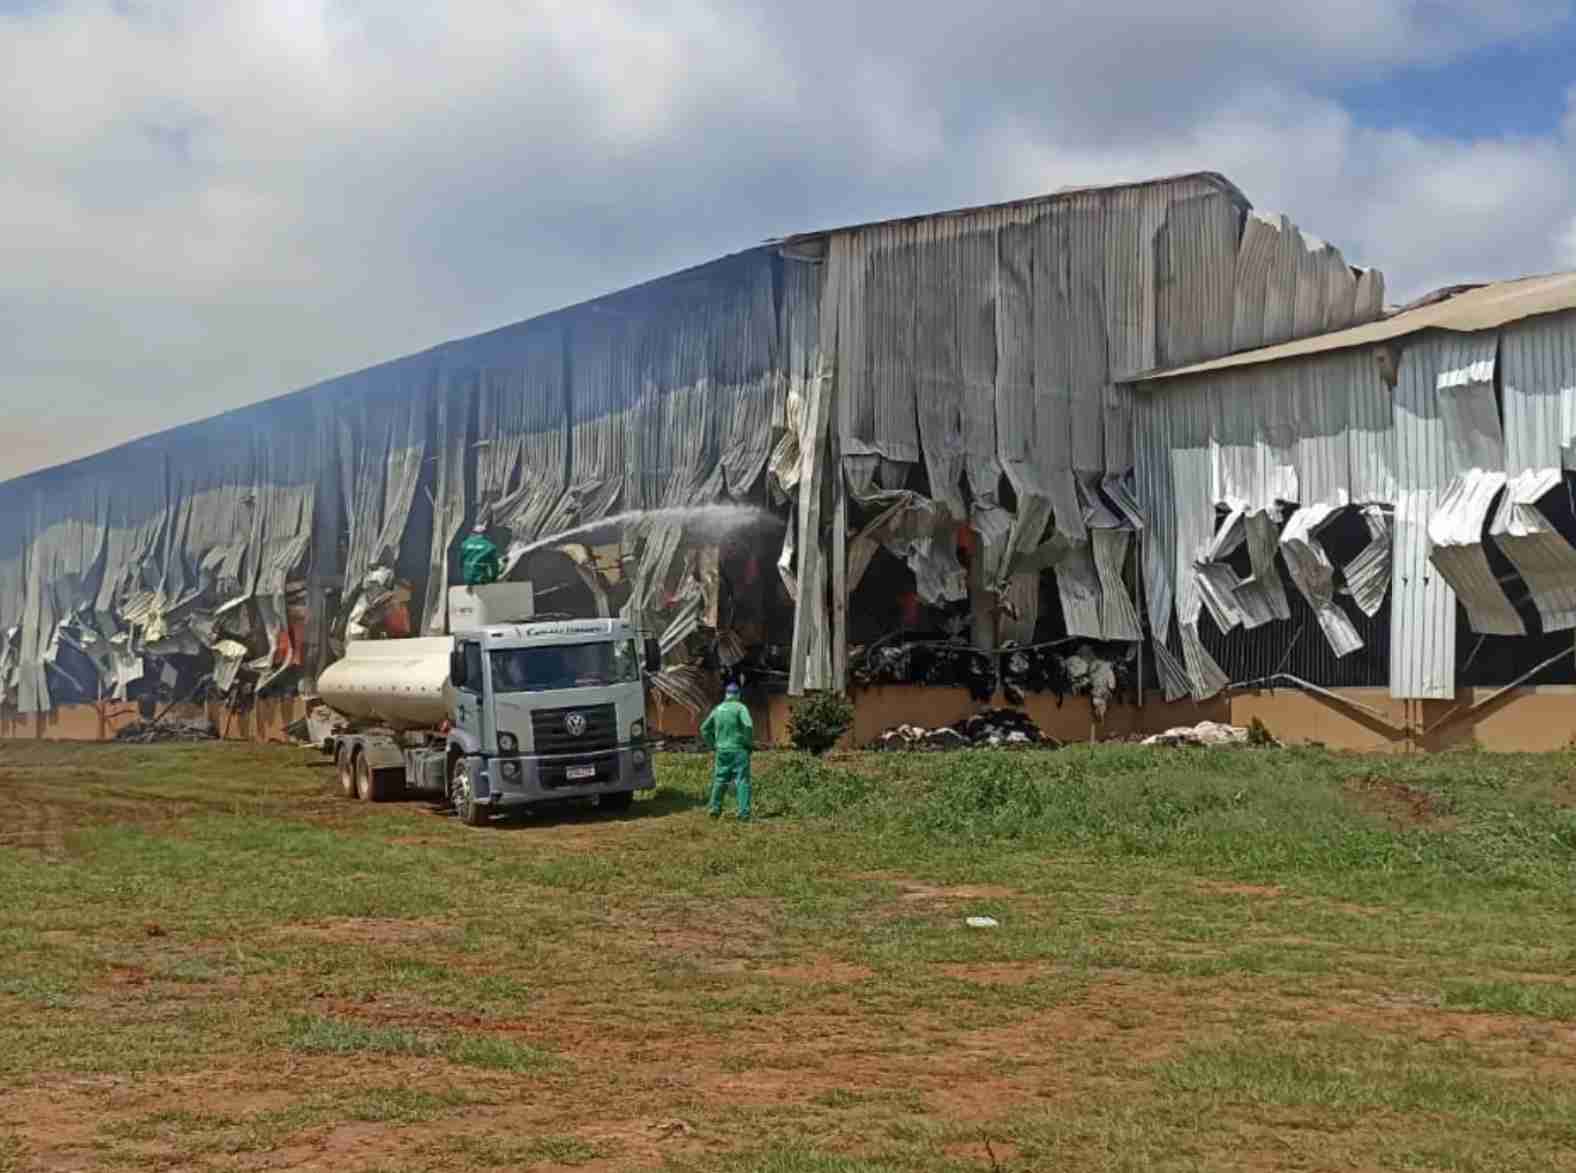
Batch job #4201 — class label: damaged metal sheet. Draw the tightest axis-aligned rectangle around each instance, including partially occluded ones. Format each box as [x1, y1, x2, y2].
[1344, 506, 1393, 618]
[1037, 190, 1110, 477]
[1281, 505, 1364, 656]
[845, 462, 967, 605]
[1156, 184, 1241, 370]
[1429, 468, 1521, 634]
[789, 233, 846, 695]
[1197, 508, 1292, 633]
[996, 572, 1040, 646]
[470, 321, 567, 572]
[1231, 210, 1282, 354]
[1491, 470, 1576, 630]
[1150, 637, 1194, 702]
[1427, 337, 1523, 635]
[1391, 337, 1460, 700]
[649, 663, 718, 716]
[1172, 426, 1231, 699]
[1492, 311, 1576, 630]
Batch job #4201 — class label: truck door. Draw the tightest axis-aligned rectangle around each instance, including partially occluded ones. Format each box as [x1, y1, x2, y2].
[454, 640, 489, 752]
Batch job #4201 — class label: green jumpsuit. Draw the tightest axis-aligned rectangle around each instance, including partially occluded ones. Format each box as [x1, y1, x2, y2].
[701, 698, 754, 821]
[460, 532, 502, 586]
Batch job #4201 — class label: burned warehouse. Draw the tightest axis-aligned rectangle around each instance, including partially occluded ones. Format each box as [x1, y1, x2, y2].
[4, 170, 1576, 750]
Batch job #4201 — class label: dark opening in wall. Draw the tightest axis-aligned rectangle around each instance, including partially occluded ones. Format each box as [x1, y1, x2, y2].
[1455, 617, 1576, 687]
[1199, 541, 1391, 689]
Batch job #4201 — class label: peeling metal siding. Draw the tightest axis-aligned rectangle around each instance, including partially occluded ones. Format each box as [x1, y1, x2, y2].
[1157, 186, 1242, 369]
[1493, 310, 1576, 629]
[912, 216, 967, 519]
[1353, 268, 1386, 325]
[994, 221, 1036, 478]
[1231, 210, 1280, 353]
[1262, 213, 1301, 347]
[1425, 335, 1522, 635]
[1346, 506, 1393, 618]
[958, 221, 1000, 501]
[1133, 386, 1177, 638]
[1322, 249, 1358, 333]
[1103, 183, 1165, 381]
[1292, 231, 1329, 340]
[1347, 349, 1397, 504]
[1169, 386, 1231, 697]
[1390, 337, 1458, 700]
[1282, 505, 1365, 657]
[1093, 529, 1143, 641]
[860, 221, 922, 468]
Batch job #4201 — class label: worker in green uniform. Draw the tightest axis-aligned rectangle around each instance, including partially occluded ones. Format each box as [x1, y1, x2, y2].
[460, 522, 501, 586]
[701, 681, 753, 821]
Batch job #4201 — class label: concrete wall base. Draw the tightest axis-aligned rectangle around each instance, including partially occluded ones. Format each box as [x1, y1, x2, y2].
[6, 684, 1575, 753]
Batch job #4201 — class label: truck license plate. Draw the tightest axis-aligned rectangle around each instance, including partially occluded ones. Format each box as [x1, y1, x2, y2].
[566, 765, 596, 781]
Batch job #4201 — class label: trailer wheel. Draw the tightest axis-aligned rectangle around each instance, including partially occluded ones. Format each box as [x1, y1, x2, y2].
[336, 744, 356, 799]
[355, 752, 388, 803]
[449, 758, 488, 827]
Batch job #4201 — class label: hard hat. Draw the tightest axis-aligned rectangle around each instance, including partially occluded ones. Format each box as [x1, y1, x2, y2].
[472, 523, 487, 534]
[724, 681, 741, 697]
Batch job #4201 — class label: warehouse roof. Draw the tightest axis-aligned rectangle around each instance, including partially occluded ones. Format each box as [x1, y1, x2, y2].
[1134, 270, 1576, 384]
[770, 170, 1248, 246]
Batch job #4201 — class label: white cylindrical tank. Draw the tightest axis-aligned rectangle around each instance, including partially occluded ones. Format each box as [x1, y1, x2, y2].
[318, 637, 457, 731]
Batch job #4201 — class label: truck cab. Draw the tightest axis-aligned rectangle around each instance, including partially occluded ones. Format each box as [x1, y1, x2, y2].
[445, 618, 658, 823]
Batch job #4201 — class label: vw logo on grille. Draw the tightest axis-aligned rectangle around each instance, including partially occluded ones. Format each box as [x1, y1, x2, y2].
[564, 712, 587, 737]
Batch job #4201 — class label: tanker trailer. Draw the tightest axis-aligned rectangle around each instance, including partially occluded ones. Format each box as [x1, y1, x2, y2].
[320, 585, 660, 826]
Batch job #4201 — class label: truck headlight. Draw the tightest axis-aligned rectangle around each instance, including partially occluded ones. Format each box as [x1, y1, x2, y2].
[630, 719, 645, 741]
[498, 732, 518, 755]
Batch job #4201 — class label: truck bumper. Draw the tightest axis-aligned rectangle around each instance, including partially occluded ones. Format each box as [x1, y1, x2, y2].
[477, 746, 655, 808]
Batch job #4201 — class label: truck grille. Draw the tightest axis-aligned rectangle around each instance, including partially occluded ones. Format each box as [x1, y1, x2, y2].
[531, 703, 618, 755]
[540, 751, 620, 789]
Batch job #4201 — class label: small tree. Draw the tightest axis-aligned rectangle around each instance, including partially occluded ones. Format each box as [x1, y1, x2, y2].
[788, 691, 855, 756]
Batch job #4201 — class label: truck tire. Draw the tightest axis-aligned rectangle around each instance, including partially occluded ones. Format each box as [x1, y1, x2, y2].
[354, 752, 388, 803]
[449, 758, 488, 827]
[599, 790, 634, 814]
[336, 743, 356, 798]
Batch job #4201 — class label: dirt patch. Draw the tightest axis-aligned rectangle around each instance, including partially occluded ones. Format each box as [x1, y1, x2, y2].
[943, 1138, 1022, 1168]
[606, 899, 782, 973]
[940, 963, 1049, 987]
[898, 882, 1019, 903]
[1194, 880, 1284, 899]
[1345, 775, 1458, 830]
[764, 960, 875, 984]
[272, 918, 459, 947]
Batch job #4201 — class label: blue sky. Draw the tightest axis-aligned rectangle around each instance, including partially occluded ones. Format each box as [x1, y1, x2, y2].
[2, 0, 1574, 481]
[1335, 32, 1576, 138]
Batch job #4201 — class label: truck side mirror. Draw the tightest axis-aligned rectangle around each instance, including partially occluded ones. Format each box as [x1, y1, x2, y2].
[450, 649, 467, 688]
[644, 638, 662, 674]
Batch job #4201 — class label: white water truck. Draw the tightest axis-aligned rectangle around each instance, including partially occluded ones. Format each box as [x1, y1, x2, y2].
[318, 583, 659, 826]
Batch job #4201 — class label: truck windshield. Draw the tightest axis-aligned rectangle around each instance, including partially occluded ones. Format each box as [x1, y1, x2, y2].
[489, 640, 640, 693]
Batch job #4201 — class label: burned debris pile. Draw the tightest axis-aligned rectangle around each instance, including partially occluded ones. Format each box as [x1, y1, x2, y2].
[874, 707, 1054, 751]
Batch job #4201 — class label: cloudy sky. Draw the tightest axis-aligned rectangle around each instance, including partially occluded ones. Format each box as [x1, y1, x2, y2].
[3, 0, 1574, 481]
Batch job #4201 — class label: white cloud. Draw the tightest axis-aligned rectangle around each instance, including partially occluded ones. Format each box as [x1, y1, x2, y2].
[1, 0, 1574, 478]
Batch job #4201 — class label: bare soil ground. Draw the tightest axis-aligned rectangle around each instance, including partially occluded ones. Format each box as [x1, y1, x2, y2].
[1, 741, 1574, 1171]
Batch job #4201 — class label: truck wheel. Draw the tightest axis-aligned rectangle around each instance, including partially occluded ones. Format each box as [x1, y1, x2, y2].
[599, 790, 634, 814]
[449, 759, 488, 827]
[336, 744, 356, 798]
[354, 753, 387, 803]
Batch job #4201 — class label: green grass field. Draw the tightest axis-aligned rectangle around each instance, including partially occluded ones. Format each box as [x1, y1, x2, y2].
[1, 740, 1574, 1171]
